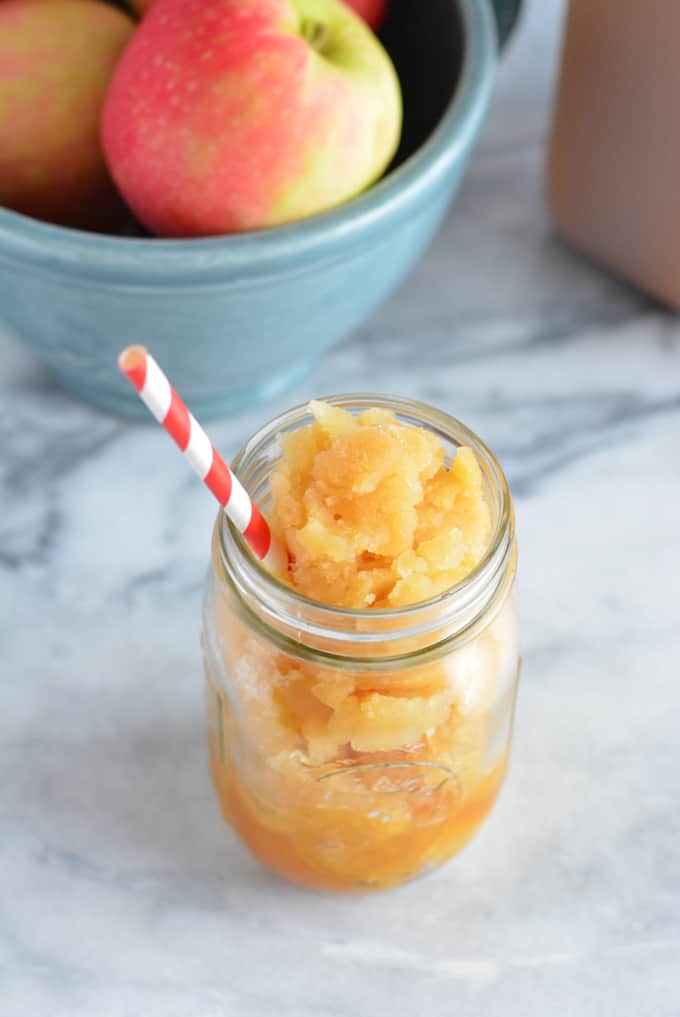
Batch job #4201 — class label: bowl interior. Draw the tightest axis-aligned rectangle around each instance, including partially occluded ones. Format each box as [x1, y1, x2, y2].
[382, 0, 463, 172]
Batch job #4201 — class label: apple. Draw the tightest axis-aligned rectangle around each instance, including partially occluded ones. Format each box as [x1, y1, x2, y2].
[0, 0, 135, 231]
[102, 0, 402, 236]
[344, 0, 388, 30]
[128, 0, 388, 30]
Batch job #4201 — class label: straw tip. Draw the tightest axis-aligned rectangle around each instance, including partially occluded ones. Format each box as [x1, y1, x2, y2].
[118, 345, 147, 372]
[118, 345, 149, 392]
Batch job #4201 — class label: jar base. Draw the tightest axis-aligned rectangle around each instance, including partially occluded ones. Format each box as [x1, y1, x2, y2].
[208, 739, 509, 894]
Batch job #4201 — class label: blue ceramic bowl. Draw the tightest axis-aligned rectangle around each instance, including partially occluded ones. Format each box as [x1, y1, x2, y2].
[0, 0, 502, 419]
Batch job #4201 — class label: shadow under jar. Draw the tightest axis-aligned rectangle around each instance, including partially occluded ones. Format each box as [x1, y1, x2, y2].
[202, 396, 519, 892]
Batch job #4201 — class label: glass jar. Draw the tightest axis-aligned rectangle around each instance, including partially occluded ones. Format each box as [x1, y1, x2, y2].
[202, 395, 518, 892]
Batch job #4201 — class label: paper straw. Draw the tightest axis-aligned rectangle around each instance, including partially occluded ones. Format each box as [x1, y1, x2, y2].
[118, 346, 287, 576]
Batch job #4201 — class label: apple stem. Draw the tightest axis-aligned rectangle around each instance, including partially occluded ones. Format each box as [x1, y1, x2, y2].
[301, 18, 330, 53]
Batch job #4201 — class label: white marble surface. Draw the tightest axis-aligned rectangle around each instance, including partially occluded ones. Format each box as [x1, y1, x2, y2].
[2, 3, 680, 1015]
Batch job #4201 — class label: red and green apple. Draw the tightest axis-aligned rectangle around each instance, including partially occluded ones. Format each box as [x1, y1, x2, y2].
[0, 0, 134, 231]
[103, 0, 402, 236]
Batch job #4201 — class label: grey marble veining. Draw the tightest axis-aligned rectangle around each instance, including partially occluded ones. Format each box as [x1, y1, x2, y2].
[2, 2, 680, 1015]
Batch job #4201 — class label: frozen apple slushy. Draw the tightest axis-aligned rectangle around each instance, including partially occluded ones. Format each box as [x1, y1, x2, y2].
[120, 354, 518, 892]
[203, 397, 519, 892]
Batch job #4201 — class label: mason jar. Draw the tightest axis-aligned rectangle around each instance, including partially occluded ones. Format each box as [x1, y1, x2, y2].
[202, 395, 518, 892]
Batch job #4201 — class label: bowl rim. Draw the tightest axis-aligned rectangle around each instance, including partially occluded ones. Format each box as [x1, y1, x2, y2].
[0, 0, 496, 283]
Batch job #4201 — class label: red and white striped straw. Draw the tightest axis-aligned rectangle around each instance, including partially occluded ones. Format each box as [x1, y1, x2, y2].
[118, 346, 287, 576]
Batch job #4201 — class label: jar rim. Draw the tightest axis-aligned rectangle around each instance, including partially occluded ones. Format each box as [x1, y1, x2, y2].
[216, 393, 516, 663]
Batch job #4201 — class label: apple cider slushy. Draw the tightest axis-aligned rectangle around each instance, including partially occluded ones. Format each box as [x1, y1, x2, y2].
[202, 396, 518, 891]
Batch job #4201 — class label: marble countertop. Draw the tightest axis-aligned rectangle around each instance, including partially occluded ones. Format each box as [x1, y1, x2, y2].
[2, 2, 679, 1015]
